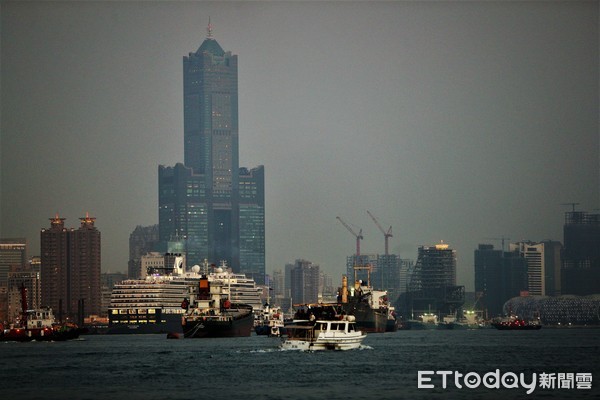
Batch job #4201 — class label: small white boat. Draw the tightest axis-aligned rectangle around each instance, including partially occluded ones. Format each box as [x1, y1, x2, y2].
[281, 315, 366, 351]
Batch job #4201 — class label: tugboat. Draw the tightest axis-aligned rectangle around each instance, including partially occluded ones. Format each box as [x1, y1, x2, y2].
[181, 274, 254, 338]
[281, 304, 366, 351]
[1, 284, 81, 342]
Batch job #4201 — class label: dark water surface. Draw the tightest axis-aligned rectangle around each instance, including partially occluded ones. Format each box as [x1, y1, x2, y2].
[1, 328, 598, 399]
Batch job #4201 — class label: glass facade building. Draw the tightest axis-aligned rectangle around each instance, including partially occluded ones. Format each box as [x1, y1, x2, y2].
[158, 26, 265, 283]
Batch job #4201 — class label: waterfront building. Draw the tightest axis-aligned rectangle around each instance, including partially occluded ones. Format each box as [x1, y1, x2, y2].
[562, 211, 600, 295]
[158, 23, 265, 283]
[128, 224, 159, 279]
[290, 259, 320, 305]
[40, 214, 101, 321]
[474, 244, 528, 317]
[404, 242, 464, 317]
[504, 295, 600, 325]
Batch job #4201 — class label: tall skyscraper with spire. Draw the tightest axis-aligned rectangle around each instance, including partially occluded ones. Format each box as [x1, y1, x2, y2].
[159, 22, 265, 283]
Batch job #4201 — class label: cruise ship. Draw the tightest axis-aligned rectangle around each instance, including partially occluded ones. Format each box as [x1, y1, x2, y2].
[107, 258, 262, 334]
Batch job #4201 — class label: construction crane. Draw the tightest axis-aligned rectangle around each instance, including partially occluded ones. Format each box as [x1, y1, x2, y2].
[336, 216, 363, 256]
[366, 210, 393, 256]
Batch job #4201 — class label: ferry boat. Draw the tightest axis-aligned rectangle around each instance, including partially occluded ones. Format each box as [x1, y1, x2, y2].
[491, 315, 542, 330]
[181, 275, 254, 338]
[281, 305, 366, 351]
[107, 258, 262, 334]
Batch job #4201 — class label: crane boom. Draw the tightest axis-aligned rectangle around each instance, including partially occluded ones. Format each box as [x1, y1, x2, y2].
[366, 210, 393, 255]
[336, 216, 363, 256]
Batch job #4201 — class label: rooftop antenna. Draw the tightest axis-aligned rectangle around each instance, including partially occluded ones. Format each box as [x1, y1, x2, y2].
[484, 237, 510, 253]
[207, 17, 213, 39]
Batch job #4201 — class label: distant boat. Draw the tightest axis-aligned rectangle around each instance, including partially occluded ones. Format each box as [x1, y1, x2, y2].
[254, 303, 285, 336]
[405, 312, 439, 330]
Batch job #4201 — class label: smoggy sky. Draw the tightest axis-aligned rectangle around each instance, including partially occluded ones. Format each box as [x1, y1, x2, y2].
[1, 1, 598, 291]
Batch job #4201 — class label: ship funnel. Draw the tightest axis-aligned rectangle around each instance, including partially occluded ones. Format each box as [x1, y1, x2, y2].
[341, 275, 348, 303]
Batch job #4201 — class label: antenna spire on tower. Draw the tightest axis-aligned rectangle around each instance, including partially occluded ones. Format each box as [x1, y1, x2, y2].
[207, 17, 213, 39]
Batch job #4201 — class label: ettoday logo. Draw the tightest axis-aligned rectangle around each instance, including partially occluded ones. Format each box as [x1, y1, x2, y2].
[418, 370, 593, 394]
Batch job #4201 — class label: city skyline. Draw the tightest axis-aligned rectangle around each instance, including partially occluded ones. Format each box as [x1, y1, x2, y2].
[1, 2, 598, 291]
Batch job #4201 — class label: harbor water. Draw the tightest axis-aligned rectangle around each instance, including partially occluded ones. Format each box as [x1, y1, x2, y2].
[1, 328, 598, 399]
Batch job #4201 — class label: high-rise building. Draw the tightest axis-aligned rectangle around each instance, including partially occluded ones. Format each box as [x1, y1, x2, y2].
[0, 238, 27, 286]
[158, 22, 265, 283]
[40, 214, 101, 321]
[290, 259, 320, 304]
[510, 241, 562, 297]
[404, 242, 464, 317]
[474, 244, 528, 317]
[128, 224, 159, 279]
[0, 238, 28, 322]
[562, 211, 600, 295]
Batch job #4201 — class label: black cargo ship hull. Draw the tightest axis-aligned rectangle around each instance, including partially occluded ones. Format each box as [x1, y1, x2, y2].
[182, 311, 254, 338]
[338, 302, 387, 333]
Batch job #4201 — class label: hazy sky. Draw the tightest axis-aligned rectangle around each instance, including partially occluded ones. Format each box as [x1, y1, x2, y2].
[1, 1, 598, 291]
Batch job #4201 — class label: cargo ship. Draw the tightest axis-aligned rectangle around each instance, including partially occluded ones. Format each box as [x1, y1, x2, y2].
[181, 274, 254, 338]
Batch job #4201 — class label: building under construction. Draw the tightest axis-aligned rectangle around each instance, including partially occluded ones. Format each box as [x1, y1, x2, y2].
[401, 242, 464, 318]
[562, 210, 600, 295]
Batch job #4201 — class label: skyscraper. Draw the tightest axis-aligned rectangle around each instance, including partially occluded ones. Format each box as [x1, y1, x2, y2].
[159, 22, 265, 283]
[40, 214, 101, 320]
[290, 259, 320, 304]
[562, 211, 600, 295]
[474, 244, 528, 317]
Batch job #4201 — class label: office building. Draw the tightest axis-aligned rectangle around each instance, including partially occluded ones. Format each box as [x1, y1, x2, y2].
[474, 244, 528, 317]
[158, 23, 265, 282]
[510, 241, 562, 296]
[290, 259, 320, 304]
[0, 238, 27, 286]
